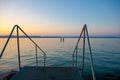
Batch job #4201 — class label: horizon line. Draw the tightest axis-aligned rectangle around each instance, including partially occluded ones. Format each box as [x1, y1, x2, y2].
[0, 35, 120, 38]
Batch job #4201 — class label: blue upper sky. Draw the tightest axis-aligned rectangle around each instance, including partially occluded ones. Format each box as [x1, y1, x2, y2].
[0, 0, 120, 36]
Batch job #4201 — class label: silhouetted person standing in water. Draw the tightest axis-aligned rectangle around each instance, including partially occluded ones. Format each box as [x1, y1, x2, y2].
[60, 38, 64, 43]
[60, 38, 62, 42]
[63, 38, 64, 42]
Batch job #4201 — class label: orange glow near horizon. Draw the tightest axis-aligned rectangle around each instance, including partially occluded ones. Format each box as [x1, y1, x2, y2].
[0, 23, 120, 36]
[0, 23, 75, 36]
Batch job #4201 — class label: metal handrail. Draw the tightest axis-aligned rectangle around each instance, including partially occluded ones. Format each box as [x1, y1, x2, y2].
[0, 25, 47, 70]
[0, 25, 16, 58]
[73, 26, 85, 66]
[85, 25, 96, 80]
[73, 24, 96, 80]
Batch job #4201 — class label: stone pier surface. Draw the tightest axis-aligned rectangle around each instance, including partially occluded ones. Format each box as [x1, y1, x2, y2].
[10, 66, 81, 80]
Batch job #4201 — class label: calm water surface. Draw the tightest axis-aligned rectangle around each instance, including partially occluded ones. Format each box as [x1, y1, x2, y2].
[0, 38, 120, 80]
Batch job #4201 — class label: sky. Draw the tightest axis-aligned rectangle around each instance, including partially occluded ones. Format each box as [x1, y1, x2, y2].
[0, 0, 120, 36]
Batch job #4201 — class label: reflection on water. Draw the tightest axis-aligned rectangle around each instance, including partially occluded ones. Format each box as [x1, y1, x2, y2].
[0, 38, 120, 80]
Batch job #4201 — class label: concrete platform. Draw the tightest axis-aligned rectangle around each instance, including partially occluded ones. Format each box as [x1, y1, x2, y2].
[10, 66, 81, 80]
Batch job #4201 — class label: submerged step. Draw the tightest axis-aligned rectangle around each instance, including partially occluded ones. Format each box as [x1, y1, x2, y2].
[10, 66, 81, 80]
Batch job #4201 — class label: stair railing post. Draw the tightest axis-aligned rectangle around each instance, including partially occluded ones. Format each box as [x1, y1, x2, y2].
[85, 24, 96, 80]
[82, 27, 86, 71]
[44, 54, 46, 67]
[35, 45, 38, 66]
[16, 25, 21, 70]
[72, 50, 75, 66]
[75, 46, 78, 67]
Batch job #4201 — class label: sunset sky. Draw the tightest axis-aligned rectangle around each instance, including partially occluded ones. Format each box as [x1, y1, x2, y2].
[0, 0, 120, 36]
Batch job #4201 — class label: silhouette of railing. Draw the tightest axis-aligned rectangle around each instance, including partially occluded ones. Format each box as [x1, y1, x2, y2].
[73, 24, 96, 80]
[0, 24, 95, 80]
[0, 25, 47, 70]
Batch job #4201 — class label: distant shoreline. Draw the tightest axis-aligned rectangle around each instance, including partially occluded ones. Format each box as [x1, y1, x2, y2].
[0, 36, 120, 38]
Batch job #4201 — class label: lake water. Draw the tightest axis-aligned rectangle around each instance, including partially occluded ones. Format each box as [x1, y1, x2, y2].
[0, 38, 120, 80]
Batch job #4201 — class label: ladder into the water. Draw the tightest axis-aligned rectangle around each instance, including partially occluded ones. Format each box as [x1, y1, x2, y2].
[0, 24, 96, 80]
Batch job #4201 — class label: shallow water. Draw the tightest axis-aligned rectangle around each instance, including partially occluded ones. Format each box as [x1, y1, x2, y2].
[0, 38, 120, 80]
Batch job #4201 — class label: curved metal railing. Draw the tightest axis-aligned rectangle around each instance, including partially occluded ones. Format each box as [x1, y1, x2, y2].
[0, 25, 47, 70]
[73, 24, 96, 80]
